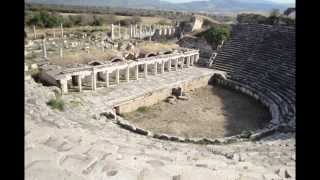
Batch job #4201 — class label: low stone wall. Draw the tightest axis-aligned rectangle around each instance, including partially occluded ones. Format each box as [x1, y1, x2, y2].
[114, 74, 212, 114]
[110, 76, 291, 145]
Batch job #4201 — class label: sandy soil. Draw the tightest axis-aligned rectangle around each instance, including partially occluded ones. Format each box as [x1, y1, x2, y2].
[123, 85, 271, 139]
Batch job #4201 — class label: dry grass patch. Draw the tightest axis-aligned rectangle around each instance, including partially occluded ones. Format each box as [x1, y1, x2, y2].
[137, 42, 179, 53]
[49, 49, 122, 66]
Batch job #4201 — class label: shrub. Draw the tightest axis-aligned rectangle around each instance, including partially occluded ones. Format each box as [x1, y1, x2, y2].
[27, 11, 64, 28]
[68, 15, 83, 26]
[90, 15, 104, 26]
[47, 97, 64, 111]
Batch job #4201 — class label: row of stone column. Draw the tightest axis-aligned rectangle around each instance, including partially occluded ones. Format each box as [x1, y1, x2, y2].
[111, 24, 175, 40]
[59, 54, 199, 94]
[32, 24, 64, 39]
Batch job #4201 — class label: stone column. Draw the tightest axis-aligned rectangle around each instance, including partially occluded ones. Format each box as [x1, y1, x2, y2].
[60, 79, 68, 94]
[60, 23, 64, 38]
[115, 68, 120, 84]
[175, 58, 178, 71]
[118, 23, 121, 39]
[33, 25, 37, 39]
[105, 71, 109, 87]
[59, 40, 63, 59]
[130, 24, 133, 38]
[179, 57, 183, 69]
[168, 59, 171, 72]
[126, 66, 130, 82]
[53, 30, 56, 38]
[111, 24, 114, 40]
[186, 56, 190, 68]
[154, 62, 157, 75]
[77, 75, 82, 92]
[189, 55, 193, 66]
[42, 39, 47, 59]
[196, 54, 199, 63]
[144, 63, 148, 77]
[139, 25, 142, 39]
[161, 61, 165, 73]
[91, 70, 97, 91]
[135, 65, 139, 80]
[135, 24, 138, 38]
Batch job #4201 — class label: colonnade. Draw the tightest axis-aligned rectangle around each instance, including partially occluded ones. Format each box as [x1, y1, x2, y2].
[111, 23, 176, 40]
[58, 51, 199, 94]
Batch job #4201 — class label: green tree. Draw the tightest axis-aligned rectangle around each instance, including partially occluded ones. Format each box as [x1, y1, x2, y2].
[200, 26, 231, 45]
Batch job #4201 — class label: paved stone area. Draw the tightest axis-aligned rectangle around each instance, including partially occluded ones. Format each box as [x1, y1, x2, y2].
[25, 66, 295, 180]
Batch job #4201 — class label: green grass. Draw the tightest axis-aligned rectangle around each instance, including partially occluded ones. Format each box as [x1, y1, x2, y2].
[137, 106, 148, 113]
[47, 97, 64, 111]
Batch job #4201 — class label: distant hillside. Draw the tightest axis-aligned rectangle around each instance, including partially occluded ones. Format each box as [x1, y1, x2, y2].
[25, 0, 292, 13]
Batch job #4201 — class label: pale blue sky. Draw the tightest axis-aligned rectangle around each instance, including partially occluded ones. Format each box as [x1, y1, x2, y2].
[165, 0, 295, 4]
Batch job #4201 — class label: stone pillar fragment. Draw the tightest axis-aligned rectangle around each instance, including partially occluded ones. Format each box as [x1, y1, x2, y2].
[168, 59, 171, 72]
[60, 79, 68, 94]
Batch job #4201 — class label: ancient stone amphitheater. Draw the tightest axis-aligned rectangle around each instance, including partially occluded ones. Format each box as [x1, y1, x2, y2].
[25, 23, 296, 180]
[213, 23, 296, 132]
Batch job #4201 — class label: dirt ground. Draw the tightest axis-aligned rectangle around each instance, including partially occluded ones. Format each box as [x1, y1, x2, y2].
[123, 85, 271, 139]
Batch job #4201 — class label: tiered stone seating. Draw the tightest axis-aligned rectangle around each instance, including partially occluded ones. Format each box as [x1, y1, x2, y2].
[213, 24, 295, 127]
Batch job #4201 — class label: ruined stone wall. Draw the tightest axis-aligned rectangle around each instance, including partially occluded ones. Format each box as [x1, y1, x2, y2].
[191, 16, 204, 31]
[115, 74, 212, 114]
